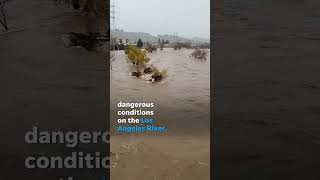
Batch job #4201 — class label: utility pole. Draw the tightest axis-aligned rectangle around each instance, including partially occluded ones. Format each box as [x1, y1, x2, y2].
[173, 32, 179, 43]
[110, 0, 119, 50]
[110, 0, 118, 31]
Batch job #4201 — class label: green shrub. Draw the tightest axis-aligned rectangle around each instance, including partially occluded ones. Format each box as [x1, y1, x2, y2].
[137, 38, 143, 48]
[127, 45, 150, 69]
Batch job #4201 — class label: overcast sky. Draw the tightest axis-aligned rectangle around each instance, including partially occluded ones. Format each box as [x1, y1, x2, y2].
[112, 0, 210, 39]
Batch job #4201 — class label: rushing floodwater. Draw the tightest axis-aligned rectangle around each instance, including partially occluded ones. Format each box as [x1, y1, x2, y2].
[110, 48, 210, 135]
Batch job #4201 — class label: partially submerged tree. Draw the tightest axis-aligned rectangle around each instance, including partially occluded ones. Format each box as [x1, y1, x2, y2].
[160, 39, 165, 50]
[126, 45, 167, 82]
[0, 0, 9, 31]
[137, 38, 143, 48]
[191, 48, 208, 60]
[127, 45, 149, 75]
[145, 43, 157, 53]
[173, 43, 182, 50]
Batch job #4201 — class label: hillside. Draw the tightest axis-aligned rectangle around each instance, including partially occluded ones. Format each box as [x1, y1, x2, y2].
[111, 29, 210, 44]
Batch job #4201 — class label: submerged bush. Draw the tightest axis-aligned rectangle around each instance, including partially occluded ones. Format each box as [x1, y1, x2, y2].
[173, 41, 191, 50]
[151, 69, 167, 82]
[143, 64, 157, 74]
[141, 65, 167, 82]
[191, 48, 208, 60]
[145, 44, 157, 53]
[126, 46, 167, 82]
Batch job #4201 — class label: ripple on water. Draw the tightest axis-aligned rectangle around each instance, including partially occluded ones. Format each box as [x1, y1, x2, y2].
[110, 48, 210, 134]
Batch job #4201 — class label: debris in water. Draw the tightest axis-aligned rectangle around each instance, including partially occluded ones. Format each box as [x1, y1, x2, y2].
[132, 71, 142, 77]
[190, 48, 208, 60]
[145, 44, 157, 53]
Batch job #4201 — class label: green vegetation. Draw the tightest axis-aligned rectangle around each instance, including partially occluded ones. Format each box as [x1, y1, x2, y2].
[137, 38, 143, 48]
[127, 45, 150, 68]
[112, 43, 126, 51]
[126, 45, 166, 82]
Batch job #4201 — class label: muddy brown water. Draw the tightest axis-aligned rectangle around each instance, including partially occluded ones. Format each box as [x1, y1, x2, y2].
[110, 48, 210, 135]
[0, 1, 108, 179]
